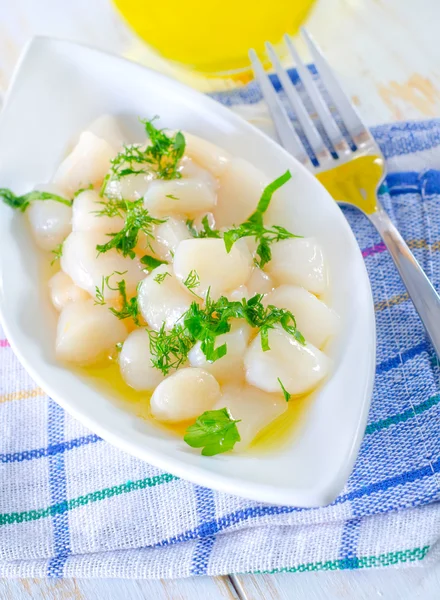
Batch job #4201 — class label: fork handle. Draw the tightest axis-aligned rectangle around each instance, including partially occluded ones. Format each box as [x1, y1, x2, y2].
[368, 206, 440, 358]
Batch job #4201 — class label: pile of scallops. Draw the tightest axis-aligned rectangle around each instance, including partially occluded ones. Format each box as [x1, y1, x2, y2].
[25, 116, 339, 452]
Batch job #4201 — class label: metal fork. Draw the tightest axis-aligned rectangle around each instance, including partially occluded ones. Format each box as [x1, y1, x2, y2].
[249, 29, 440, 358]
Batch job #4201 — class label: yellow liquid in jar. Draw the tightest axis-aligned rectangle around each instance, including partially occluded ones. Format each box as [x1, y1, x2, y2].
[112, 0, 316, 75]
[316, 155, 383, 215]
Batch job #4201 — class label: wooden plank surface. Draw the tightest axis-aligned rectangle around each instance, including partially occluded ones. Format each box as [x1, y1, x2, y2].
[1, 0, 440, 598]
[0, 576, 238, 599]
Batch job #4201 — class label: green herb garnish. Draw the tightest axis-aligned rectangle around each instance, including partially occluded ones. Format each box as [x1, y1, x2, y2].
[183, 269, 202, 298]
[223, 170, 300, 268]
[147, 291, 304, 376]
[148, 323, 194, 374]
[140, 255, 168, 270]
[108, 278, 141, 325]
[165, 194, 179, 200]
[50, 242, 63, 266]
[103, 118, 186, 194]
[142, 118, 186, 180]
[73, 184, 94, 198]
[154, 271, 171, 284]
[278, 378, 291, 402]
[236, 293, 306, 351]
[186, 215, 221, 239]
[0, 188, 72, 212]
[184, 408, 241, 456]
[95, 199, 165, 258]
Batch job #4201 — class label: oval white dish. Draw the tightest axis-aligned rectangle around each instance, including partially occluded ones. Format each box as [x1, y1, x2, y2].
[0, 37, 376, 507]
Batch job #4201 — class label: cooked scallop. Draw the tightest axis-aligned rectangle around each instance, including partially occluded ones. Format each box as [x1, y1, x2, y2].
[53, 131, 117, 195]
[227, 285, 249, 301]
[56, 299, 127, 365]
[137, 265, 194, 331]
[48, 271, 90, 311]
[27, 195, 72, 251]
[72, 189, 124, 233]
[150, 367, 220, 423]
[244, 325, 330, 396]
[188, 321, 251, 383]
[143, 179, 216, 218]
[183, 132, 231, 177]
[265, 285, 339, 348]
[266, 237, 327, 294]
[178, 156, 218, 191]
[246, 268, 274, 296]
[61, 231, 144, 302]
[213, 158, 269, 227]
[105, 172, 154, 202]
[86, 114, 126, 149]
[119, 329, 164, 391]
[173, 238, 252, 298]
[142, 217, 191, 262]
[215, 384, 288, 450]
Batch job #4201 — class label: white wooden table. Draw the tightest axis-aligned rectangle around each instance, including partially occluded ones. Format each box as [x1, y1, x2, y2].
[1, 0, 440, 597]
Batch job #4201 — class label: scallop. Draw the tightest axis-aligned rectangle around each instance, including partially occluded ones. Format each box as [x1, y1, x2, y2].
[143, 179, 216, 218]
[244, 325, 330, 396]
[137, 265, 194, 331]
[213, 158, 269, 228]
[61, 231, 144, 302]
[53, 131, 117, 195]
[150, 368, 220, 423]
[246, 268, 274, 297]
[105, 172, 154, 202]
[266, 237, 327, 294]
[215, 384, 288, 450]
[188, 321, 251, 383]
[86, 114, 126, 149]
[72, 189, 124, 233]
[48, 271, 90, 311]
[27, 196, 72, 251]
[119, 329, 164, 391]
[183, 132, 231, 177]
[173, 238, 252, 298]
[140, 217, 191, 262]
[227, 285, 249, 302]
[265, 285, 339, 348]
[178, 156, 218, 191]
[56, 299, 127, 365]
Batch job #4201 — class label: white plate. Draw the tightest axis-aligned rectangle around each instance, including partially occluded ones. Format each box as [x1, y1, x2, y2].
[0, 37, 376, 507]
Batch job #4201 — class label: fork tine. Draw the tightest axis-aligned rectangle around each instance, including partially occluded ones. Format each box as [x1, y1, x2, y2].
[283, 34, 350, 156]
[301, 28, 370, 146]
[248, 49, 311, 166]
[265, 41, 331, 164]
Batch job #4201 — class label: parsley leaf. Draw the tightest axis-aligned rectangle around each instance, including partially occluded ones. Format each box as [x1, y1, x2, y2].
[184, 408, 241, 456]
[0, 188, 72, 212]
[278, 378, 292, 402]
[50, 242, 63, 266]
[95, 199, 165, 258]
[140, 255, 168, 270]
[223, 170, 301, 268]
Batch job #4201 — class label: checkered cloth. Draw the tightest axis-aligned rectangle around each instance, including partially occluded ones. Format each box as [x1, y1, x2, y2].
[1, 70, 440, 578]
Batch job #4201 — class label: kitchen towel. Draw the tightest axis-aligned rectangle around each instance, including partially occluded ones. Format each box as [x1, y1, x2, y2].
[0, 69, 440, 578]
